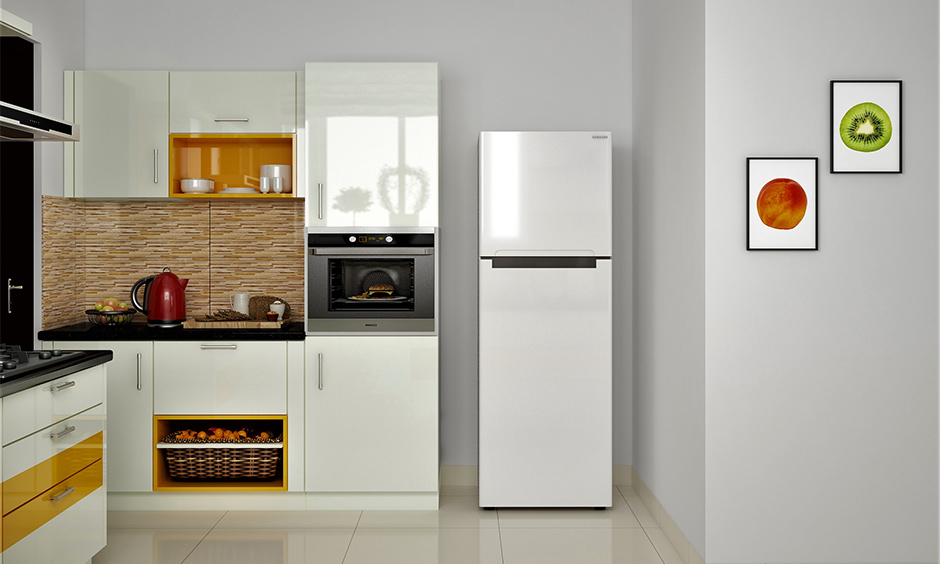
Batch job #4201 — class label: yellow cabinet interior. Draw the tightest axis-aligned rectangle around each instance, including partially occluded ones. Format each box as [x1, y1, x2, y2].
[169, 134, 295, 198]
[153, 415, 287, 491]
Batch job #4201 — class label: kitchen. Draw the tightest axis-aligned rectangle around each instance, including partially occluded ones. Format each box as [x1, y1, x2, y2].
[0, 2, 938, 564]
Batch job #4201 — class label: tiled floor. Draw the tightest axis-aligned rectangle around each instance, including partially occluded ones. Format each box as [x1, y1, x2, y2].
[92, 486, 684, 564]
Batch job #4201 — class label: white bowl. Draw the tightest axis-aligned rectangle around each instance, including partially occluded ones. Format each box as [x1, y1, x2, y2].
[181, 178, 214, 193]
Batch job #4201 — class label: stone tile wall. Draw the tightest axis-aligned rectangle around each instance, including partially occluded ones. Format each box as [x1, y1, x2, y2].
[41, 196, 305, 329]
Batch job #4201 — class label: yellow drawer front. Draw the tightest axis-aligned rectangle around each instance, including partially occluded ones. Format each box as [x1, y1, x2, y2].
[2, 432, 103, 516]
[2, 458, 103, 552]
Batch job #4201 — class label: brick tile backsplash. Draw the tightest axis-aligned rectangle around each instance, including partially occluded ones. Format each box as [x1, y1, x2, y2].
[41, 196, 305, 329]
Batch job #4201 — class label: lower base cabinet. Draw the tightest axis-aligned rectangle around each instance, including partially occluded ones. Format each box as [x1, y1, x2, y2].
[304, 336, 439, 492]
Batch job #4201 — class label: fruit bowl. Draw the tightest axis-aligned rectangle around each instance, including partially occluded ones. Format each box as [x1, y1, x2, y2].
[85, 308, 137, 326]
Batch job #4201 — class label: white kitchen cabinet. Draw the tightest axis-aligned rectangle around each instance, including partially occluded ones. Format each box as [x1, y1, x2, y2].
[170, 71, 297, 134]
[304, 336, 438, 492]
[153, 341, 287, 415]
[63, 341, 153, 492]
[305, 63, 439, 227]
[65, 71, 169, 198]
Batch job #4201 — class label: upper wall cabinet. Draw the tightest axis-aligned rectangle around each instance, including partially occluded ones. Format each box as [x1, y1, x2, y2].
[170, 72, 297, 134]
[65, 71, 169, 199]
[305, 63, 439, 227]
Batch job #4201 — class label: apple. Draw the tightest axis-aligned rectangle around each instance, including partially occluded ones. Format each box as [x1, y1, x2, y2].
[102, 305, 115, 312]
[94, 302, 104, 311]
[103, 297, 119, 309]
[114, 305, 127, 312]
[118, 301, 128, 309]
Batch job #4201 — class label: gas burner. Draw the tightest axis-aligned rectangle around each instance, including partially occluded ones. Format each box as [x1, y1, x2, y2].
[0, 344, 86, 383]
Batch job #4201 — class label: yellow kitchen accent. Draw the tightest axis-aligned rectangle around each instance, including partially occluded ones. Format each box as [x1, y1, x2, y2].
[169, 134, 295, 198]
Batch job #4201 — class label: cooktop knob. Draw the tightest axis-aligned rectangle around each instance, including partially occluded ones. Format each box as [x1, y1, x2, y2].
[2, 360, 16, 369]
[39, 351, 52, 360]
[51, 349, 62, 356]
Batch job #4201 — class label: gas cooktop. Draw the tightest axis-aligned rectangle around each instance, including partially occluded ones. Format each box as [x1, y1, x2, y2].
[0, 344, 86, 383]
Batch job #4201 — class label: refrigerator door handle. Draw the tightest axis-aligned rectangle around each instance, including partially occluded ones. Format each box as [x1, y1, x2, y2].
[489, 256, 600, 269]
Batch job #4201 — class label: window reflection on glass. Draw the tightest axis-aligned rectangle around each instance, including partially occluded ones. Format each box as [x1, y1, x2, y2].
[327, 116, 437, 226]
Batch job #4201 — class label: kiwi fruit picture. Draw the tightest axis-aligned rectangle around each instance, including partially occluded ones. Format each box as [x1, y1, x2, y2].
[839, 102, 892, 152]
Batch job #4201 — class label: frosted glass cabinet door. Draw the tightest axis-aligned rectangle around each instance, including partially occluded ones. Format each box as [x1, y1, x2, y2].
[304, 336, 438, 492]
[71, 71, 169, 198]
[170, 71, 297, 133]
[305, 63, 439, 227]
[59, 341, 154, 493]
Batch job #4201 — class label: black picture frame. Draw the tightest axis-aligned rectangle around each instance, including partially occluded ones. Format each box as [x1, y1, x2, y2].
[747, 157, 818, 251]
[830, 80, 902, 173]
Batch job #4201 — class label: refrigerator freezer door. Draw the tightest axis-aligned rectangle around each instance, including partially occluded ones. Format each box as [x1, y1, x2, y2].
[478, 259, 612, 507]
[479, 131, 612, 257]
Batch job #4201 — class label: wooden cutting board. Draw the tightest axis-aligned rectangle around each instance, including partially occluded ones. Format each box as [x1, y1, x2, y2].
[182, 318, 290, 329]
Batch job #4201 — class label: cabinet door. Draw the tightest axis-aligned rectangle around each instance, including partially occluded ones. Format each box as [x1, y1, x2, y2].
[64, 341, 153, 492]
[305, 63, 439, 227]
[153, 341, 287, 415]
[170, 72, 296, 134]
[305, 336, 438, 492]
[72, 71, 169, 198]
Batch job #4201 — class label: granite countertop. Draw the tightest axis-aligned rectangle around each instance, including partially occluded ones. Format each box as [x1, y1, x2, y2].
[38, 321, 306, 342]
[0, 350, 113, 399]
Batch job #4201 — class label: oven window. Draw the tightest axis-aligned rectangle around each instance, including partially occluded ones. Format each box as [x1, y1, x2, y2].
[328, 258, 416, 312]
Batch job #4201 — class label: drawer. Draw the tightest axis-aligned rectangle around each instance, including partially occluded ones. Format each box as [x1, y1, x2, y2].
[154, 341, 287, 415]
[3, 418, 103, 515]
[0, 483, 104, 564]
[2, 365, 104, 445]
[3, 458, 103, 552]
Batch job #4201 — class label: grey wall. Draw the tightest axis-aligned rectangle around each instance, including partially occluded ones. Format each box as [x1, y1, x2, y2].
[632, 0, 707, 554]
[78, 0, 635, 466]
[704, 0, 938, 561]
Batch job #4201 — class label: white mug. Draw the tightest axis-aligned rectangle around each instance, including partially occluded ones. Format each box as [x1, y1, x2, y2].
[230, 293, 250, 315]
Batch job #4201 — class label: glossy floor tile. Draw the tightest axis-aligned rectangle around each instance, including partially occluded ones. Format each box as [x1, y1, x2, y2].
[92, 493, 677, 564]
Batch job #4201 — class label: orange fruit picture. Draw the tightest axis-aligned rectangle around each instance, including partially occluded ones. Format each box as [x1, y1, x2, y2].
[755, 178, 807, 230]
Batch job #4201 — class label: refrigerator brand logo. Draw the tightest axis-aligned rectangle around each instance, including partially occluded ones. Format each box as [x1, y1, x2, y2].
[592, 135, 608, 139]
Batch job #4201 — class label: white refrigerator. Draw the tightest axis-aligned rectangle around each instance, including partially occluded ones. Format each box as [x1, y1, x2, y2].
[478, 131, 613, 508]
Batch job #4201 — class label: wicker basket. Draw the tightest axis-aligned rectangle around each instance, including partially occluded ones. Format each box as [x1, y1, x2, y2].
[158, 440, 283, 480]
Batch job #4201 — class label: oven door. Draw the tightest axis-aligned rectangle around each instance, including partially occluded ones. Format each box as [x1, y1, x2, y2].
[307, 247, 435, 334]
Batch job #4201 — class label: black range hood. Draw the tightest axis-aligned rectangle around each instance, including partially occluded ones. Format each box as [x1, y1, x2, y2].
[0, 100, 78, 142]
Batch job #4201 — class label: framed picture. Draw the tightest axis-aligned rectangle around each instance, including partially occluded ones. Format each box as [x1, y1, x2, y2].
[747, 157, 818, 251]
[830, 80, 901, 173]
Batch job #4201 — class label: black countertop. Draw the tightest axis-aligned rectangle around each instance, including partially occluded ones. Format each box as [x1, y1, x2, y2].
[0, 349, 113, 399]
[38, 321, 307, 342]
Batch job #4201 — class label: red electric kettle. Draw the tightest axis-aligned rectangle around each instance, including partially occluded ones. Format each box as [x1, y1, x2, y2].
[130, 267, 189, 328]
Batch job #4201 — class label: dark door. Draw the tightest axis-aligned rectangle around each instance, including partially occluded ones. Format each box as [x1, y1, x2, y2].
[0, 36, 37, 348]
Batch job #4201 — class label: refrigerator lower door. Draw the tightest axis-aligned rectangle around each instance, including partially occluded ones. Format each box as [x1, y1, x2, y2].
[479, 258, 612, 507]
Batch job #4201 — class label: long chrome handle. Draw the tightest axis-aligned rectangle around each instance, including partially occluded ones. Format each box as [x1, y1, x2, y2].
[49, 425, 76, 440]
[7, 278, 23, 314]
[317, 183, 323, 219]
[153, 149, 158, 183]
[318, 353, 323, 390]
[137, 352, 142, 391]
[49, 486, 75, 502]
[200, 344, 238, 350]
[213, 117, 249, 122]
[49, 381, 76, 392]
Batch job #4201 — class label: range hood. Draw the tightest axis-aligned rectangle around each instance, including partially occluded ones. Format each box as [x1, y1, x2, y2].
[0, 101, 79, 142]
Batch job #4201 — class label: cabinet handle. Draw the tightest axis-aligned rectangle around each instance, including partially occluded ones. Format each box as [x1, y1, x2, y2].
[48, 486, 75, 502]
[49, 425, 76, 440]
[200, 344, 238, 350]
[137, 352, 142, 391]
[213, 118, 249, 122]
[318, 353, 323, 390]
[7, 278, 23, 314]
[318, 183, 323, 219]
[49, 381, 76, 392]
[153, 149, 159, 184]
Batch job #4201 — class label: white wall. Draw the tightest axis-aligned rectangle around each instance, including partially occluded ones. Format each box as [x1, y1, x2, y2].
[80, 0, 635, 467]
[704, 1, 938, 561]
[632, 0, 707, 554]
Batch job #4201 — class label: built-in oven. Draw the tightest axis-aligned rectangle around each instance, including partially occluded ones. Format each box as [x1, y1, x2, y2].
[306, 227, 438, 334]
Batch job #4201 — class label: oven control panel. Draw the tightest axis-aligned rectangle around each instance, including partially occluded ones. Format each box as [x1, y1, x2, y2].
[308, 232, 435, 248]
[348, 235, 394, 244]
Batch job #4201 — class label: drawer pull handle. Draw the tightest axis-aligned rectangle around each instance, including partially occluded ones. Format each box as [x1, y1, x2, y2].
[200, 344, 238, 350]
[213, 117, 249, 122]
[48, 487, 75, 502]
[137, 352, 142, 391]
[49, 381, 76, 392]
[49, 425, 76, 440]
